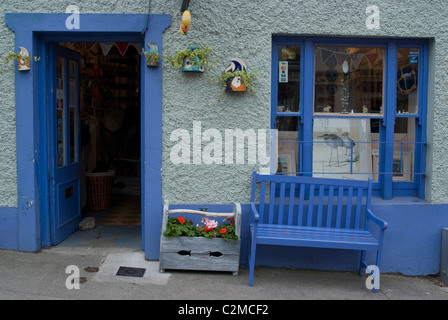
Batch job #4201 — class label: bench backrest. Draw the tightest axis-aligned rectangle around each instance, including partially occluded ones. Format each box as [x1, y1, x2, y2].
[251, 170, 372, 231]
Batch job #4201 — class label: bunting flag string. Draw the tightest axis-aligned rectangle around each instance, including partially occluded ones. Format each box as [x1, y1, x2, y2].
[100, 42, 115, 56]
[85, 42, 96, 51]
[365, 52, 379, 68]
[83, 42, 142, 56]
[116, 42, 130, 56]
[315, 47, 381, 70]
[350, 53, 364, 70]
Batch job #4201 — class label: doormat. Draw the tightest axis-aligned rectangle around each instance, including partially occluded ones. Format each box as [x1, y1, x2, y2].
[103, 196, 141, 226]
[116, 266, 146, 278]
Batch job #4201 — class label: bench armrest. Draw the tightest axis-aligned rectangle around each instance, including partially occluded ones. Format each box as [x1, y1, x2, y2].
[250, 202, 260, 224]
[367, 208, 388, 230]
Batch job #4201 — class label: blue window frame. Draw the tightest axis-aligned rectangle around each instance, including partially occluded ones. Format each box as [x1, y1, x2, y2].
[271, 36, 428, 199]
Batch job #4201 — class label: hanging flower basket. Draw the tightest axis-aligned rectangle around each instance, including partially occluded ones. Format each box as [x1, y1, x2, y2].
[159, 201, 241, 275]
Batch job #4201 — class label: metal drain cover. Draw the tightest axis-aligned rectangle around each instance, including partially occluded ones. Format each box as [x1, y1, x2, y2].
[116, 266, 146, 278]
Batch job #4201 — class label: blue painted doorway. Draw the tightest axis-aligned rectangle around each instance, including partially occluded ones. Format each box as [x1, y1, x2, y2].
[48, 44, 82, 245]
[6, 13, 171, 257]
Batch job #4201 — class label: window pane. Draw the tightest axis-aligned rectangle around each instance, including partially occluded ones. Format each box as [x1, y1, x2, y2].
[313, 117, 376, 180]
[277, 46, 300, 113]
[69, 60, 78, 164]
[370, 119, 381, 182]
[393, 118, 415, 181]
[276, 117, 298, 175]
[397, 48, 419, 114]
[56, 57, 66, 168]
[314, 46, 384, 114]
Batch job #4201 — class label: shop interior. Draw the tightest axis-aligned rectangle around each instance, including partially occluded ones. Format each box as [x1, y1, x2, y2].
[57, 41, 142, 247]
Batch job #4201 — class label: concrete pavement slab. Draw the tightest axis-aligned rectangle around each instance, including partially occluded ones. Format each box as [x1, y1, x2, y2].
[0, 248, 447, 300]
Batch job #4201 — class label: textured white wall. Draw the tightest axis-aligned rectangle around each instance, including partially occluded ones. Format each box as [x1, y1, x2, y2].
[0, 1, 447, 205]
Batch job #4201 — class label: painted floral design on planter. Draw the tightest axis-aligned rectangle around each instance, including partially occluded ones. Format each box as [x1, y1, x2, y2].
[225, 58, 247, 92]
[181, 46, 205, 72]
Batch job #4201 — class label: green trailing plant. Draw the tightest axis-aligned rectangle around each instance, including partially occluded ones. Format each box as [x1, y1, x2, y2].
[142, 50, 161, 66]
[166, 46, 215, 70]
[163, 216, 238, 242]
[0, 52, 40, 74]
[146, 52, 161, 65]
[215, 69, 260, 101]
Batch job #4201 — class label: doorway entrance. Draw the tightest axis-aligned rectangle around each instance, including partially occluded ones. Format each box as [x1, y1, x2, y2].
[6, 13, 171, 257]
[50, 41, 142, 248]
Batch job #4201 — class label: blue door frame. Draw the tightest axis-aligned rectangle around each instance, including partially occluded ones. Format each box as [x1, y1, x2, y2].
[6, 13, 171, 259]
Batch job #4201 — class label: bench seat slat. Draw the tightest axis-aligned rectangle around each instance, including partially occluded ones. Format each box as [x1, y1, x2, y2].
[251, 224, 379, 250]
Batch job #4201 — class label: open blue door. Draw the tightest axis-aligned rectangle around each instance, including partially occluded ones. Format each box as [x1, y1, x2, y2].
[49, 45, 81, 245]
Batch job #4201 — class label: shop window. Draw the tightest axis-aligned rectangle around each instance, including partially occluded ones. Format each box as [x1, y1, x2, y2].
[271, 37, 428, 198]
[314, 46, 384, 115]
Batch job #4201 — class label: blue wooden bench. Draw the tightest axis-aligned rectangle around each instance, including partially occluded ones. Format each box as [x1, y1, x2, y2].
[247, 170, 388, 292]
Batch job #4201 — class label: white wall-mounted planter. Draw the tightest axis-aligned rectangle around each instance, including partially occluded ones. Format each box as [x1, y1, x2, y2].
[18, 47, 31, 71]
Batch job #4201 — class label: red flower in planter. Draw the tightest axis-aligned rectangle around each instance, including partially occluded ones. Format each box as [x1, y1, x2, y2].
[178, 216, 185, 224]
[220, 228, 227, 234]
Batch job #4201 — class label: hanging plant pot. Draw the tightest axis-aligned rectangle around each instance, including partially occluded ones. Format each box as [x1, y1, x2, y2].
[146, 53, 160, 67]
[216, 58, 259, 100]
[226, 76, 247, 92]
[225, 58, 247, 92]
[181, 47, 204, 72]
[166, 46, 214, 73]
[17, 47, 31, 71]
[0, 47, 40, 75]
[144, 42, 160, 68]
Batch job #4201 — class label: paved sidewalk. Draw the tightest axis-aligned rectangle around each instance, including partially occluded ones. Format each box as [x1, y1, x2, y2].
[0, 247, 447, 300]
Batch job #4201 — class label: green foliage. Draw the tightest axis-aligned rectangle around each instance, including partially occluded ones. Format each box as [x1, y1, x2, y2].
[145, 52, 161, 65]
[163, 216, 238, 242]
[0, 52, 40, 75]
[215, 70, 260, 101]
[166, 46, 215, 70]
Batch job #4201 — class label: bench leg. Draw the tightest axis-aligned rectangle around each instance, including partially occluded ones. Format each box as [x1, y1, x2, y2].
[248, 233, 257, 286]
[359, 250, 367, 276]
[372, 248, 383, 293]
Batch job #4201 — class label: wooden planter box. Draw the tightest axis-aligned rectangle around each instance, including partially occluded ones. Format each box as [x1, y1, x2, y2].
[159, 201, 241, 275]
